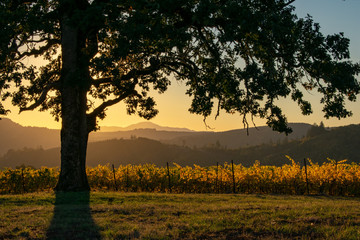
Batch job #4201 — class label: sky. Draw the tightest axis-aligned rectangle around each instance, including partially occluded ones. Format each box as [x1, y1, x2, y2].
[3, 0, 360, 132]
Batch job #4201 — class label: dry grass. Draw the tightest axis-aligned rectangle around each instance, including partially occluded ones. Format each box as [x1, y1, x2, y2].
[0, 192, 360, 239]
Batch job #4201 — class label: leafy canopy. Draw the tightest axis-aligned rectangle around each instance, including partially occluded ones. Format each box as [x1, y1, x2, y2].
[1, 0, 359, 133]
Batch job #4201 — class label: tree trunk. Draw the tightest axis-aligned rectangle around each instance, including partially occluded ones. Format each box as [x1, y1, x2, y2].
[55, 86, 90, 191]
[55, 12, 91, 191]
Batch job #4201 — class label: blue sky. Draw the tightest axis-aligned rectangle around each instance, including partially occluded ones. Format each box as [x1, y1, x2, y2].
[294, 0, 360, 61]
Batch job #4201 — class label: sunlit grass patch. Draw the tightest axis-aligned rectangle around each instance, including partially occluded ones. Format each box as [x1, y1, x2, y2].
[0, 192, 359, 239]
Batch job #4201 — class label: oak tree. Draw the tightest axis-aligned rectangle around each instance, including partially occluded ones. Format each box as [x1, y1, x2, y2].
[1, 0, 359, 191]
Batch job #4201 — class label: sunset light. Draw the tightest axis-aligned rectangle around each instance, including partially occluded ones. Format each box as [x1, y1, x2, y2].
[2, 0, 359, 132]
[1, 1, 360, 238]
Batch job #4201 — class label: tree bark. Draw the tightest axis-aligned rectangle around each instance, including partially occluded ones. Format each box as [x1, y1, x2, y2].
[55, 12, 91, 191]
[55, 86, 90, 191]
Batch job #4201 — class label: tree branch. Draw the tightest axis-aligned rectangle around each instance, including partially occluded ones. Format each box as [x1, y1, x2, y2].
[84, 30, 98, 60]
[121, 61, 162, 81]
[282, 0, 296, 8]
[14, 38, 60, 60]
[195, 26, 221, 61]
[86, 89, 138, 132]
[91, 60, 164, 88]
[27, 37, 54, 44]
[163, 59, 199, 80]
[87, 94, 127, 119]
[19, 81, 60, 112]
[91, 77, 113, 87]
[9, 0, 37, 10]
[88, 75, 140, 118]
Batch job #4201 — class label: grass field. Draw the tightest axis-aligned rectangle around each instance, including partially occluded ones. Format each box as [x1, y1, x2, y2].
[0, 192, 360, 239]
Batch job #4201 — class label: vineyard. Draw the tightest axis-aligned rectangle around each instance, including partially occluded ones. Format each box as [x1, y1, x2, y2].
[1, 156, 360, 196]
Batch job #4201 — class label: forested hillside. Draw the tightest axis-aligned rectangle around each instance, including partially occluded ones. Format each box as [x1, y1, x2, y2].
[0, 118, 59, 156]
[1, 124, 359, 168]
[165, 123, 311, 148]
[0, 118, 311, 156]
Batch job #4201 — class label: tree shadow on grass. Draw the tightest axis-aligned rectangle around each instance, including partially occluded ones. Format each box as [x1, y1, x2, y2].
[46, 191, 101, 240]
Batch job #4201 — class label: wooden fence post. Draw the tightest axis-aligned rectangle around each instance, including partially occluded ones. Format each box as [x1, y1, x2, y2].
[231, 160, 236, 194]
[167, 162, 172, 193]
[216, 162, 219, 194]
[303, 158, 309, 195]
[219, 163, 223, 193]
[332, 160, 338, 195]
[126, 166, 129, 191]
[21, 168, 26, 193]
[112, 164, 118, 191]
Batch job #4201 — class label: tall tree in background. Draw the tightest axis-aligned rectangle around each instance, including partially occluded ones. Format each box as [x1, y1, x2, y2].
[1, 0, 359, 191]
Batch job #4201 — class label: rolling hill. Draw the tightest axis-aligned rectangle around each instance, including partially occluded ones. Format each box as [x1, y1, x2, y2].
[1, 123, 359, 168]
[165, 123, 311, 149]
[0, 118, 60, 156]
[0, 118, 311, 156]
[98, 122, 194, 132]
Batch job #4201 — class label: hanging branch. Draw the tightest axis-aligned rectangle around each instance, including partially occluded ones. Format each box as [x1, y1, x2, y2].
[19, 81, 61, 112]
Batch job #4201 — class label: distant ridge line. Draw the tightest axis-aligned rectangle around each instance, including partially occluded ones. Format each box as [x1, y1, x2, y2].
[98, 121, 196, 132]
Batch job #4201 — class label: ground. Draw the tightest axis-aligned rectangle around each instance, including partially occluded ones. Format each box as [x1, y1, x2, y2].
[0, 192, 359, 239]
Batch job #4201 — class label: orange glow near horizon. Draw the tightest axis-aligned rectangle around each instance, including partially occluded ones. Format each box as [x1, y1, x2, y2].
[3, 79, 360, 132]
[2, 0, 360, 132]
